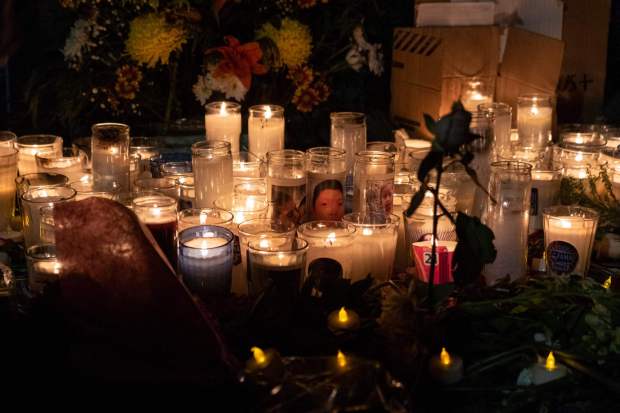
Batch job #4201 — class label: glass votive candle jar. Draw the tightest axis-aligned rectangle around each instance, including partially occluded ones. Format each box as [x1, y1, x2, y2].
[178, 225, 235, 298]
[21, 186, 76, 248]
[134, 177, 179, 199]
[517, 94, 553, 150]
[404, 190, 457, 253]
[247, 237, 308, 297]
[267, 150, 306, 226]
[39, 206, 55, 244]
[16, 134, 63, 176]
[217, 190, 268, 227]
[129, 152, 142, 192]
[16, 173, 70, 198]
[35, 147, 88, 183]
[460, 77, 493, 113]
[176, 175, 195, 210]
[297, 221, 356, 278]
[205, 101, 242, 154]
[306, 147, 346, 221]
[91, 123, 131, 193]
[132, 194, 178, 265]
[479, 102, 512, 161]
[130, 137, 160, 163]
[192, 140, 233, 209]
[543, 206, 599, 276]
[367, 141, 401, 162]
[233, 151, 264, 184]
[0, 131, 17, 148]
[0, 147, 18, 231]
[178, 208, 234, 232]
[330, 112, 366, 193]
[248, 105, 285, 160]
[353, 151, 395, 216]
[529, 168, 562, 234]
[403, 138, 432, 171]
[342, 212, 400, 282]
[160, 161, 192, 177]
[25, 244, 61, 296]
[69, 178, 117, 201]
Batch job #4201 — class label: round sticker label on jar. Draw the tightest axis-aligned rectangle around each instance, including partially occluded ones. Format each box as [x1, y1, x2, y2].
[546, 240, 579, 274]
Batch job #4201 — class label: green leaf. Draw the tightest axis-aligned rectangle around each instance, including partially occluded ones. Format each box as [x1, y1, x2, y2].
[511, 305, 529, 314]
[452, 213, 497, 286]
[423, 113, 437, 135]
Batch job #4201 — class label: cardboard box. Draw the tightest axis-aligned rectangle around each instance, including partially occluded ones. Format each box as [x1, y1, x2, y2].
[390, 25, 564, 136]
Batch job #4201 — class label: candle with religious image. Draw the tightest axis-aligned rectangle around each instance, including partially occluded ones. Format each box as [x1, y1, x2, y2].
[91, 123, 131, 193]
[132, 194, 178, 265]
[16, 134, 63, 176]
[297, 221, 356, 278]
[192, 140, 233, 209]
[248, 105, 285, 160]
[205, 101, 242, 154]
[267, 150, 306, 226]
[352, 151, 395, 216]
[306, 147, 347, 221]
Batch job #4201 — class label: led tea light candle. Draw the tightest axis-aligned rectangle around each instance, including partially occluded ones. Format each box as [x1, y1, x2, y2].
[306, 147, 346, 221]
[529, 168, 561, 234]
[132, 194, 178, 265]
[353, 151, 395, 216]
[192, 140, 233, 209]
[483, 161, 531, 284]
[517, 94, 553, 150]
[134, 177, 179, 199]
[343, 212, 399, 282]
[429, 347, 464, 385]
[35, 148, 88, 183]
[267, 150, 306, 226]
[327, 306, 360, 333]
[247, 237, 308, 297]
[16, 134, 63, 176]
[0, 147, 18, 232]
[0, 131, 16, 148]
[178, 208, 234, 232]
[178, 225, 234, 298]
[205, 101, 242, 154]
[91, 123, 131, 193]
[411, 239, 458, 285]
[460, 77, 493, 113]
[248, 105, 285, 160]
[245, 346, 284, 382]
[25, 244, 61, 296]
[543, 206, 599, 276]
[530, 352, 568, 385]
[297, 221, 355, 278]
[335, 350, 349, 372]
[479, 102, 512, 161]
[21, 186, 76, 248]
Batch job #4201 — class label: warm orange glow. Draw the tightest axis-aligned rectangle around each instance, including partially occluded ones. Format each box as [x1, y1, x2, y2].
[440, 347, 451, 366]
[219, 102, 227, 116]
[338, 307, 349, 323]
[337, 350, 347, 368]
[603, 276, 612, 290]
[265, 105, 272, 119]
[545, 352, 556, 371]
[251, 346, 267, 365]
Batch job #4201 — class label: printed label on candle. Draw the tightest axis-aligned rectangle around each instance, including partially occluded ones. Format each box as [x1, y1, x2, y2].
[412, 243, 454, 284]
[269, 179, 306, 226]
[530, 188, 539, 216]
[546, 241, 579, 274]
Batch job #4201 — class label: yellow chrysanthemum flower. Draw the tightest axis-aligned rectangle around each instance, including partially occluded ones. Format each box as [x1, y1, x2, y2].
[257, 18, 312, 68]
[126, 13, 187, 68]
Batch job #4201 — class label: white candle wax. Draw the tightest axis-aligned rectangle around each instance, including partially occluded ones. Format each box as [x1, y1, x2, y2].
[350, 227, 397, 282]
[302, 230, 353, 278]
[529, 171, 560, 234]
[30, 259, 62, 295]
[205, 111, 242, 154]
[179, 235, 233, 296]
[517, 106, 552, 147]
[248, 115, 285, 160]
[462, 93, 492, 114]
[193, 154, 233, 209]
[545, 216, 596, 275]
[92, 146, 130, 192]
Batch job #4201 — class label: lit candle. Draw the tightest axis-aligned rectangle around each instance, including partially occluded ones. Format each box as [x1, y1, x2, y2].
[517, 94, 553, 149]
[462, 91, 492, 114]
[0, 147, 17, 232]
[297, 222, 355, 278]
[327, 306, 360, 333]
[267, 150, 306, 226]
[16, 135, 63, 176]
[21, 186, 76, 248]
[460, 78, 493, 114]
[233, 151, 263, 185]
[335, 350, 349, 372]
[91, 123, 131, 193]
[530, 352, 568, 385]
[35, 148, 87, 183]
[529, 169, 561, 234]
[248, 105, 285, 160]
[428, 347, 464, 385]
[25, 244, 61, 296]
[205, 101, 242, 154]
[132, 195, 178, 265]
[177, 208, 234, 232]
[192, 140, 233, 209]
[245, 346, 284, 381]
[330, 112, 367, 185]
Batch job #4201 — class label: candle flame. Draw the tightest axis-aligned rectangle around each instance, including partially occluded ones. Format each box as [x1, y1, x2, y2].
[603, 276, 612, 290]
[337, 350, 347, 368]
[575, 152, 583, 162]
[326, 232, 336, 246]
[338, 307, 349, 323]
[251, 347, 267, 365]
[259, 238, 270, 248]
[199, 211, 208, 225]
[362, 228, 373, 236]
[559, 219, 572, 229]
[245, 197, 256, 210]
[440, 347, 451, 366]
[264, 105, 272, 119]
[219, 102, 227, 116]
[152, 207, 161, 217]
[110, 147, 119, 155]
[200, 239, 210, 250]
[575, 133, 583, 144]
[530, 105, 539, 116]
[545, 352, 556, 371]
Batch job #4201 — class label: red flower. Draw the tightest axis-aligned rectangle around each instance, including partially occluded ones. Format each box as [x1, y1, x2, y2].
[208, 36, 267, 90]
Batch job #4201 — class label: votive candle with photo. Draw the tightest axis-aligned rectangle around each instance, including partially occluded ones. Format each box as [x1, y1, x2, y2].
[517, 94, 553, 150]
[192, 140, 233, 209]
[529, 168, 561, 234]
[205, 101, 242, 154]
[178, 225, 235, 298]
[132, 194, 178, 265]
[267, 150, 306, 226]
[248, 105, 285, 160]
[16, 135, 63, 176]
[0, 147, 17, 231]
[297, 221, 355, 278]
[306, 147, 346, 221]
[543, 206, 599, 276]
[21, 186, 76, 248]
[352, 151, 395, 216]
[35, 148, 88, 183]
[91, 123, 131, 193]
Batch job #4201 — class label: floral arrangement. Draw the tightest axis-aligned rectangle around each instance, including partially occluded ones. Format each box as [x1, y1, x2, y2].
[26, 0, 405, 141]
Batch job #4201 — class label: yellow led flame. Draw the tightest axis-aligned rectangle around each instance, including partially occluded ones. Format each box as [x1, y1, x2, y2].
[440, 347, 451, 366]
[251, 346, 266, 365]
[545, 352, 556, 371]
[338, 307, 349, 323]
[337, 350, 347, 368]
[603, 276, 612, 290]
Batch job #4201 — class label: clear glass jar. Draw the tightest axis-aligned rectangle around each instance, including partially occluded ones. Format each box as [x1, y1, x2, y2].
[248, 105, 285, 160]
[132, 194, 178, 265]
[306, 147, 346, 221]
[517, 94, 553, 150]
[330, 112, 366, 183]
[21, 186, 76, 248]
[35, 148, 88, 183]
[267, 150, 306, 226]
[205, 101, 242, 154]
[297, 221, 356, 278]
[0, 131, 16, 148]
[529, 168, 562, 234]
[91, 123, 130, 193]
[0, 147, 18, 231]
[25, 244, 60, 297]
[460, 77, 493, 113]
[478, 102, 512, 161]
[134, 177, 179, 199]
[468, 112, 493, 217]
[482, 161, 532, 284]
[353, 151, 395, 216]
[16, 134, 63, 176]
[402, 138, 431, 172]
[178, 207, 234, 232]
[192, 140, 233, 209]
[404, 189, 457, 253]
[159, 161, 192, 177]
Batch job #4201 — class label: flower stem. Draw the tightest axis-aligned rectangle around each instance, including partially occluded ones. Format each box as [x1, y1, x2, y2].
[427, 167, 442, 309]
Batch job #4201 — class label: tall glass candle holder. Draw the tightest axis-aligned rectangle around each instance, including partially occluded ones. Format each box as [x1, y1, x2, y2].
[16, 173, 69, 198]
[26, 244, 61, 296]
[482, 161, 532, 284]
[517, 94, 553, 150]
[297, 221, 355, 278]
[91, 123, 130, 193]
[178, 225, 234, 298]
[35, 148, 87, 183]
[543, 206, 599, 276]
[529, 168, 562, 234]
[178, 208, 234, 232]
[176, 175, 195, 210]
[479, 102, 512, 161]
[21, 186, 76, 248]
[248, 105, 285, 160]
[247, 237, 308, 297]
[469, 111, 493, 217]
[192, 140, 233, 209]
[132, 195, 178, 265]
[460, 77, 493, 113]
[0, 148, 17, 231]
[205, 101, 242, 154]
[393, 174, 414, 271]
[0, 131, 16, 148]
[330, 112, 367, 207]
[267, 150, 306, 226]
[134, 177, 179, 199]
[353, 151, 395, 216]
[129, 152, 142, 192]
[16, 135, 63, 176]
[233, 151, 264, 183]
[306, 147, 346, 221]
[343, 212, 399, 282]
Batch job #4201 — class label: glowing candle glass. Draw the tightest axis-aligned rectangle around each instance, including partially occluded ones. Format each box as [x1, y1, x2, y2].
[0, 131, 16, 148]
[0, 147, 18, 231]
[132, 195, 178, 265]
[479, 102, 512, 161]
[16, 135, 63, 176]
[248, 105, 285, 160]
[529, 168, 561, 234]
[233, 151, 264, 184]
[160, 161, 192, 178]
[297, 221, 356, 278]
[192, 140, 233, 210]
[25, 244, 61, 297]
[35, 148, 88, 183]
[91, 123, 130, 193]
[130, 137, 160, 163]
[330, 112, 366, 208]
[175, 175, 195, 209]
[267, 150, 306, 226]
[21, 186, 76, 248]
[178, 207, 234, 232]
[70, 176, 117, 201]
[205, 101, 242, 154]
[543, 205, 599, 276]
[403, 139, 431, 171]
[16, 173, 69, 198]
[353, 151, 395, 216]
[460, 77, 493, 113]
[306, 147, 346, 221]
[134, 177, 179, 199]
[517, 94, 553, 150]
